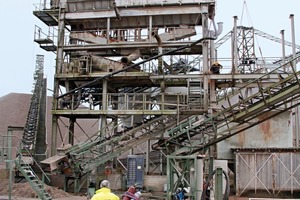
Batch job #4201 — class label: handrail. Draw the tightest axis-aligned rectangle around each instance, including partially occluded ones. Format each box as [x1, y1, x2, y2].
[34, 25, 57, 44]
[67, 103, 161, 155]
[57, 37, 215, 99]
[167, 59, 300, 155]
[0, 135, 51, 183]
[217, 54, 300, 103]
[55, 92, 188, 111]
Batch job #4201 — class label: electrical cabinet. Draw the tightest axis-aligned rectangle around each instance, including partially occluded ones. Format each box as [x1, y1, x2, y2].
[127, 155, 144, 189]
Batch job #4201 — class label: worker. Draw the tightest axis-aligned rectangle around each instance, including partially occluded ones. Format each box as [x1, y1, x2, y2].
[210, 61, 223, 74]
[121, 185, 141, 200]
[174, 187, 189, 200]
[88, 93, 94, 110]
[91, 180, 120, 200]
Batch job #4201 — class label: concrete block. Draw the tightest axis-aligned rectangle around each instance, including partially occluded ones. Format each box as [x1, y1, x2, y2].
[144, 175, 167, 192]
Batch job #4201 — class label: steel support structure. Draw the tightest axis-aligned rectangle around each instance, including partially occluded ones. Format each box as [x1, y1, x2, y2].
[32, 0, 300, 197]
[236, 26, 257, 73]
[167, 155, 204, 200]
[33, 0, 216, 192]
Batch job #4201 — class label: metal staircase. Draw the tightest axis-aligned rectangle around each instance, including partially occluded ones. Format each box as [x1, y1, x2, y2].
[14, 55, 51, 199]
[160, 57, 300, 155]
[0, 134, 52, 200]
[15, 158, 52, 200]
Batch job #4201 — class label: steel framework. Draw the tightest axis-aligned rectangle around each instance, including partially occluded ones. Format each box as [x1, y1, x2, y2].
[32, 0, 300, 198]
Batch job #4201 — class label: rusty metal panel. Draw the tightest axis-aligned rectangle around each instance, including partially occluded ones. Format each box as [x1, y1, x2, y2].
[217, 111, 293, 160]
[235, 150, 300, 197]
[67, 0, 114, 12]
[66, 0, 214, 12]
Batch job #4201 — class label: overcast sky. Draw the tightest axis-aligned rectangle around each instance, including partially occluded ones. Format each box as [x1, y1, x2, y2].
[0, 0, 299, 97]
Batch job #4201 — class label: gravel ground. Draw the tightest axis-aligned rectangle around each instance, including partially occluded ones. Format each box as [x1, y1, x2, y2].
[0, 179, 250, 200]
[0, 196, 250, 200]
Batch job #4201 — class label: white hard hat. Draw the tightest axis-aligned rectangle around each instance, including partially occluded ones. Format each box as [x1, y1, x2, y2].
[100, 180, 110, 188]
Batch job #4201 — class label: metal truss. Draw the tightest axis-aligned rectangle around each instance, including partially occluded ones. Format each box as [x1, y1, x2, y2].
[160, 56, 300, 155]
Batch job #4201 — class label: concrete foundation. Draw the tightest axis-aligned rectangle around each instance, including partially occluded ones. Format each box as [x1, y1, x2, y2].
[144, 175, 167, 192]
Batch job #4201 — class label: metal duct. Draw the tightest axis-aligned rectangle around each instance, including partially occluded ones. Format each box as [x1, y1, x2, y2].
[152, 31, 163, 75]
[211, 21, 223, 38]
[151, 31, 162, 46]
[91, 55, 124, 72]
[120, 49, 141, 64]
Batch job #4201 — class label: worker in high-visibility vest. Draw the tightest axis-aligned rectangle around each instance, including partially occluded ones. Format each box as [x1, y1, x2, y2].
[91, 180, 120, 200]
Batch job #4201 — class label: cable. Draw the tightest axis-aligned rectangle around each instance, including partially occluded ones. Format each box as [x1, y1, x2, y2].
[201, 169, 230, 200]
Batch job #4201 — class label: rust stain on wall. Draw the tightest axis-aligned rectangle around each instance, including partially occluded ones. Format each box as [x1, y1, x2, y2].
[237, 131, 245, 145]
[259, 120, 271, 140]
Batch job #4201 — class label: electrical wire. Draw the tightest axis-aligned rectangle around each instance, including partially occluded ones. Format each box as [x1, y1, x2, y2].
[201, 169, 230, 200]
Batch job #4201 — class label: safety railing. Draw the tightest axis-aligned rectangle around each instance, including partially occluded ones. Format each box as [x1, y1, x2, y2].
[0, 135, 50, 183]
[33, 1, 49, 11]
[65, 26, 199, 45]
[54, 92, 190, 112]
[33, 0, 60, 10]
[34, 25, 57, 44]
[65, 28, 150, 45]
[216, 55, 300, 104]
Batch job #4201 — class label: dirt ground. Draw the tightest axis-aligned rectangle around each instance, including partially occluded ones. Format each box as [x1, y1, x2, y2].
[0, 179, 75, 199]
[0, 179, 249, 200]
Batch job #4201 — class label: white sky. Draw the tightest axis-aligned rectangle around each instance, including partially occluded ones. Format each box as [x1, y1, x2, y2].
[0, 0, 299, 97]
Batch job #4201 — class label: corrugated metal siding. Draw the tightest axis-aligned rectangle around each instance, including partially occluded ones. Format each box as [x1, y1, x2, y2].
[235, 150, 300, 197]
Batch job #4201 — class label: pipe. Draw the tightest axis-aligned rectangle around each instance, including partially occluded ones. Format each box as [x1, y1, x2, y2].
[211, 21, 223, 38]
[195, 155, 204, 200]
[216, 22, 223, 37]
[290, 14, 296, 70]
[232, 16, 238, 74]
[120, 49, 141, 65]
[280, 30, 286, 71]
[202, 8, 209, 110]
[152, 31, 162, 46]
[113, 2, 121, 20]
[107, 18, 111, 43]
[152, 31, 164, 76]
[91, 55, 123, 71]
[149, 16, 153, 43]
[290, 14, 299, 147]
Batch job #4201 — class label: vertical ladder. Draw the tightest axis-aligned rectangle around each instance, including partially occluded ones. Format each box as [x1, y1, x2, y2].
[187, 77, 203, 109]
